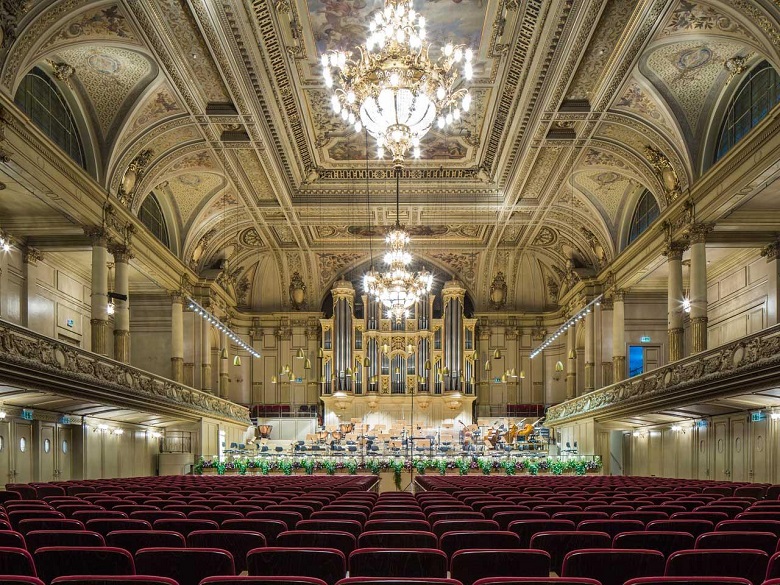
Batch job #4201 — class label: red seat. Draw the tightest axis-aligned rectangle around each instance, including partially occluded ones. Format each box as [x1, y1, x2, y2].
[128, 511, 186, 523]
[311, 511, 366, 525]
[25, 530, 105, 552]
[85, 519, 151, 536]
[438, 531, 520, 560]
[369, 512, 427, 521]
[363, 520, 430, 533]
[715, 520, 780, 537]
[625, 578, 751, 585]
[276, 530, 354, 558]
[246, 512, 303, 530]
[188, 529, 266, 572]
[188, 511, 244, 525]
[0, 576, 42, 585]
[432, 520, 499, 539]
[0, 530, 27, 549]
[50, 577, 178, 585]
[551, 512, 609, 524]
[336, 578, 459, 585]
[17, 519, 85, 535]
[202, 578, 327, 585]
[671, 512, 729, 524]
[695, 531, 778, 555]
[472, 579, 599, 585]
[508, 520, 576, 547]
[530, 531, 611, 574]
[577, 519, 644, 539]
[349, 548, 447, 579]
[357, 531, 437, 549]
[152, 518, 218, 537]
[9, 511, 65, 530]
[246, 547, 346, 585]
[71, 511, 128, 523]
[492, 512, 549, 531]
[105, 530, 186, 554]
[612, 531, 695, 558]
[612, 511, 668, 523]
[451, 549, 550, 585]
[222, 519, 288, 545]
[561, 548, 665, 585]
[0, 546, 36, 576]
[34, 546, 135, 583]
[135, 547, 235, 585]
[647, 520, 715, 538]
[666, 549, 769, 585]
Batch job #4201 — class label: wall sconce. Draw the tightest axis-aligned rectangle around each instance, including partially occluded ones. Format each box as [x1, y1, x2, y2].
[111, 428, 124, 435]
[149, 431, 161, 439]
[0, 232, 13, 252]
[106, 300, 115, 315]
[93, 423, 108, 433]
[771, 410, 780, 421]
[0, 404, 6, 420]
[670, 424, 685, 433]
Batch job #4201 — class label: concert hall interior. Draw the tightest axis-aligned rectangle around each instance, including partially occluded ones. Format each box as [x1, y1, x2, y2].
[0, 0, 780, 488]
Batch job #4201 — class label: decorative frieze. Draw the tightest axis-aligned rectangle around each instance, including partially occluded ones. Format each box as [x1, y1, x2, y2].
[0, 318, 249, 424]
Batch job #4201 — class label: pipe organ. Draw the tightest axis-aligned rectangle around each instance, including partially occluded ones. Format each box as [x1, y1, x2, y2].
[320, 279, 477, 423]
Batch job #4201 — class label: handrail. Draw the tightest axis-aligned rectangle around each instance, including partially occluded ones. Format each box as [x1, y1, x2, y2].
[610, 452, 623, 474]
[0, 318, 250, 424]
[546, 322, 780, 425]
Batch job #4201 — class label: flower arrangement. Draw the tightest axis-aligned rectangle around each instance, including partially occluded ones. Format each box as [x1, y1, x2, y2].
[527, 460, 539, 475]
[216, 461, 227, 475]
[235, 459, 248, 475]
[260, 459, 271, 475]
[550, 460, 564, 475]
[501, 458, 516, 476]
[436, 458, 448, 476]
[478, 457, 492, 475]
[366, 457, 381, 475]
[278, 458, 293, 475]
[346, 458, 358, 475]
[389, 459, 405, 490]
[455, 457, 470, 476]
[414, 458, 428, 475]
[323, 458, 337, 475]
[194, 457, 204, 475]
[302, 458, 315, 475]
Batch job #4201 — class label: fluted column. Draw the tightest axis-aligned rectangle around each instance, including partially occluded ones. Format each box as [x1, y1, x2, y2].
[170, 292, 184, 383]
[86, 227, 109, 356]
[665, 242, 686, 362]
[201, 318, 212, 393]
[612, 290, 626, 382]
[109, 243, 132, 363]
[600, 298, 613, 387]
[566, 323, 576, 400]
[689, 225, 710, 354]
[219, 329, 229, 399]
[584, 306, 595, 394]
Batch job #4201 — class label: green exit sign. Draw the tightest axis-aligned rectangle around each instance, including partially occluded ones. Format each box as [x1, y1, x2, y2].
[640, 336, 651, 343]
[752, 411, 765, 422]
[21, 409, 33, 421]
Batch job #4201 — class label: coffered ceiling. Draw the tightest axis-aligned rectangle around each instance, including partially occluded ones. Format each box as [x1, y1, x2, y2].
[3, 0, 780, 312]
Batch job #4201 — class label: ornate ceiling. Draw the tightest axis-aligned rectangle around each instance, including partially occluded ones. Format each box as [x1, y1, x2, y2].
[3, 0, 780, 312]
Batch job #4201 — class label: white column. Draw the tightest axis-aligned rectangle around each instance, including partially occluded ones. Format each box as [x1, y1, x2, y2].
[201, 318, 212, 394]
[86, 227, 109, 356]
[110, 243, 131, 364]
[219, 329, 229, 399]
[665, 243, 686, 362]
[689, 225, 709, 354]
[612, 290, 626, 383]
[566, 323, 576, 400]
[584, 307, 594, 394]
[171, 292, 184, 383]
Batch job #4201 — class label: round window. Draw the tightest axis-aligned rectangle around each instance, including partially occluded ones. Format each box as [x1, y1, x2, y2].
[43, 438, 51, 453]
[61, 440, 68, 454]
[19, 437, 26, 452]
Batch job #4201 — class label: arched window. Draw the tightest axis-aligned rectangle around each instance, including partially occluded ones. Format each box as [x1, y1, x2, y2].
[14, 67, 85, 168]
[139, 194, 170, 248]
[628, 190, 660, 244]
[716, 61, 780, 162]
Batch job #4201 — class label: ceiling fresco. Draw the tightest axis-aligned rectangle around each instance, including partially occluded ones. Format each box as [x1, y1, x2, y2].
[3, 0, 780, 312]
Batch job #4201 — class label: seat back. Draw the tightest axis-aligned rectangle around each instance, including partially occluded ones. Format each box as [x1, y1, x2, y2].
[17, 519, 85, 535]
[295, 520, 363, 539]
[105, 530, 186, 554]
[715, 519, 780, 537]
[561, 548, 665, 585]
[348, 548, 447, 579]
[188, 529, 267, 573]
[0, 546, 36, 576]
[222, 519, 288, 545]
[530, 531, 611, 573]
[451, 549, 551, 585]
[507, 519, 576, 547]
[363, 520, 430, 533]
[276, 530, 355, 559]
[33, 546, 135, 583]
[152, 518, 218, 536]
[695, 530, 778, 555]
[0, 530, 27, 549]
[49, 577, 178, 585]
[85, 519, 151, 536]
[25, 530, 104, 552]
[438, 531, 520, 559]
[624, 578, 751, 585]
[357, 531, 436, 549]
[135, 547, 235, 585]
[665, 549, 769, 585]
[246, 546, 346, 585]
[432, 520, 499, 539]
[612, 531, 695, 558]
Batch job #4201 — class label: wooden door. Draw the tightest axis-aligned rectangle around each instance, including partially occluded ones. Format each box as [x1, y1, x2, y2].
[0, 421, 11, 485]
[38, 423, 56, 482]
[730, 416, 748, 482]
[644, 347, 660, 372]
[751, 417, 769, 483]
[13, 422, 33, 484]
[713, 419, 729, 481]
[696, 423, 710, 479]
[57, 426, 72, 481]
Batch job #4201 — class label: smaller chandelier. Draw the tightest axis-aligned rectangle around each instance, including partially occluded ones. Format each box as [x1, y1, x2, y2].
[321, 0, 473, 166]
[364, 172, 432, 322]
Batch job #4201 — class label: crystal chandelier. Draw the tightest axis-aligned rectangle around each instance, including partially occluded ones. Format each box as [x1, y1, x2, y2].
[364, 171, 432, 321]
[321, 0, 473, 166]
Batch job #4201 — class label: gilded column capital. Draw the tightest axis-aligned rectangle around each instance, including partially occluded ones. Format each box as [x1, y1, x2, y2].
[83, 226, 109, 247]
[23, 246, 43, 265]
[686, 222, 713, 244]
[170, 290, 185, 304]
[761, 240, 780, 262]
[108, 243, 134, 263]
[613, 290, 626, 303]
[663, 241, 688, 260]
[600, 297, 613, 311]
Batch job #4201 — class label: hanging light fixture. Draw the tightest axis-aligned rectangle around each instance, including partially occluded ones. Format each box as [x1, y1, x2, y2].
[519, 370, 526, 379]
[363, 356, 371, 367]
[424, 359, 431, 371]
[493, 348, 502, 359]
[442, 366, 450, 376]
[484, 359, 491, 372]
[304, 358, 312, 370]
[321, 0, 473, 166]
[233, 355, 242, 367]
[271, 375, 278, 384]
[220, 347, 228, 360]
[345, 367, 353, 377]
[318, 347, 324, 358]
[406, 342, 414, 354]
[381, 342, 391, 354]
[295, 348, 305, 359]
[364, 170, 433, 322]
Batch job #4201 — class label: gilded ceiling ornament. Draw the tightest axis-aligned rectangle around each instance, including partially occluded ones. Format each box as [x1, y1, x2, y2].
[189, 228, 216, 269]
[724, 54, 753, 84]
[546, 276, 559, 304]
[288, 271, 305, 310]
[489, 272, 507, 310]
[644, 145, 680, 203]
[45, 60, 76, 88]
[118, 149, 153, 206]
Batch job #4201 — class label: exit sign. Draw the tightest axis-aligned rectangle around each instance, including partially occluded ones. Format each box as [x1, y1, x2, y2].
[752, 411, 765, 422]
[640, 336, 651, 343]
[21, 409, 33, 421]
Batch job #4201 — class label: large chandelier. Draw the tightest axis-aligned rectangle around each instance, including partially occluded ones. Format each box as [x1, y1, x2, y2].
[363, 171, 433, 321]
[321, 0, 473, 166]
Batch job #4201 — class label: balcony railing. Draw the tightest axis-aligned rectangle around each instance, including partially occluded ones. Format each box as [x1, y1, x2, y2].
[0, 318, 250, 424]
[546, 323, 780, 425]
